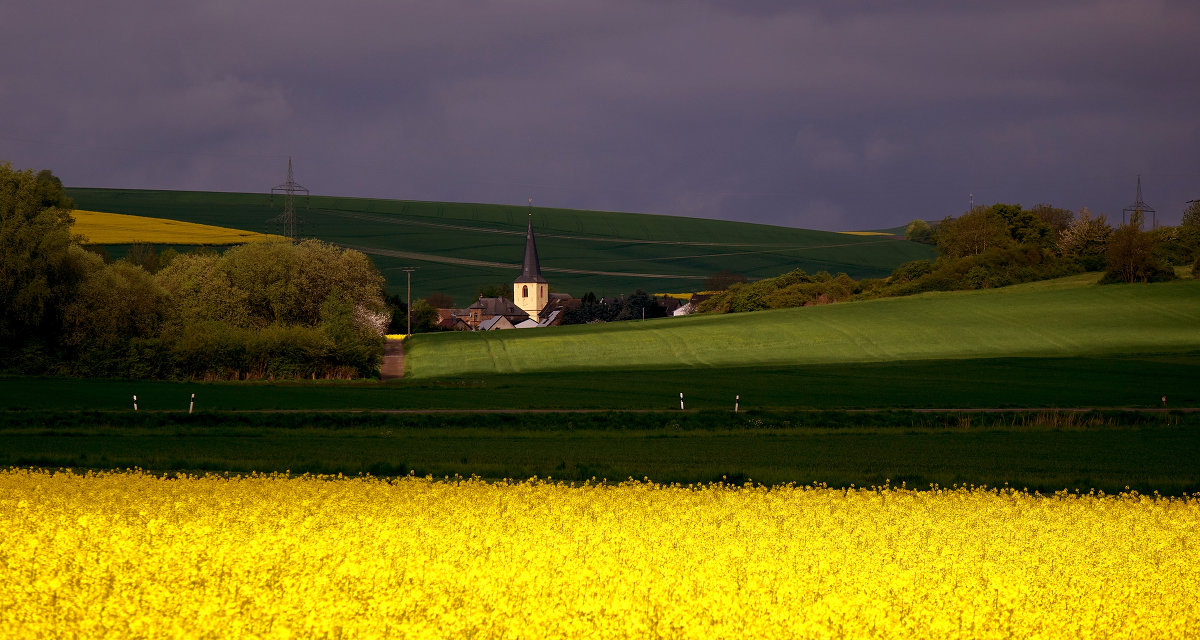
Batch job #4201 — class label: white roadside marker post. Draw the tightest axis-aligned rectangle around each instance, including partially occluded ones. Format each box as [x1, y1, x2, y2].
[735, 395, 739, 413]
[189, 393, 195, 414]
[133, 395, 138, 411]
[680, 393, 685, 411]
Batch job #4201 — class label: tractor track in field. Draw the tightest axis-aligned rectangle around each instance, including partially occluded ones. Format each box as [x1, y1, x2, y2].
[336, 243, 710, 280]
[319, 208, 906, 251]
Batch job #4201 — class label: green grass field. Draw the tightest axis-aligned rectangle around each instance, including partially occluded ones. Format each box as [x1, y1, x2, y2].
[3, 352, 1197, 411]
[404, 274, 1200, 378]
[66, 188, 934, 303]
[3, 274, 1196, 410]
[17, 191, 1196, 496]
[6, 266, 1199, 493]
[3, 411, 1197, 494]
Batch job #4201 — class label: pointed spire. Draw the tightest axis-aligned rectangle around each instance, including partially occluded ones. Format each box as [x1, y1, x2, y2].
[515, 208, 547, 284]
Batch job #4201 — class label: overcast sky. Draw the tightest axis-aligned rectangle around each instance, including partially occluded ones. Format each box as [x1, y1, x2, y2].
[2, 1, 1198, 230]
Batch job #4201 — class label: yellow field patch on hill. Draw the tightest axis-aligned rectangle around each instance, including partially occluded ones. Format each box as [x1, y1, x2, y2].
[839, 230, 896, 236]
[72, 210, 283, 245]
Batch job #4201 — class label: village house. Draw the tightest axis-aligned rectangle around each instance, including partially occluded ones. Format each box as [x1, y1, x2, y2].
[463, 296, 529, 330]
[455, 213, 576, 330]
[673, 293, 713, 316]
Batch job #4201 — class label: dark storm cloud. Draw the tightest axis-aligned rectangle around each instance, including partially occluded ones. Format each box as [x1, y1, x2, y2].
[2, 1, 1197, 229]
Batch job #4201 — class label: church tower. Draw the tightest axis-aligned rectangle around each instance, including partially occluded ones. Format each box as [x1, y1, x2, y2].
[514, 212, 548, 322]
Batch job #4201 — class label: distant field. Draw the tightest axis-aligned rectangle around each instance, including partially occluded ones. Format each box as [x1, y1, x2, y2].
[404, 275, 1200, 378]
[66, 188, 935, 303]
[72, 210, 281, 245]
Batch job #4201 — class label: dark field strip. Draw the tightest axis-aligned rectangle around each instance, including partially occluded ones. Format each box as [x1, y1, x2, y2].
[4, 354, 1198, 412]
[2, 410, 1198, 495]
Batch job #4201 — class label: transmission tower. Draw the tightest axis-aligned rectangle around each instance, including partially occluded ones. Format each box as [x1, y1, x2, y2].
[268, 157, 309, 241]
[1122, 174, 1156, 229]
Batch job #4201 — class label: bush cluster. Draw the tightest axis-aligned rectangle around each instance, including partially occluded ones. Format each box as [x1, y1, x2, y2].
[697, 270, 861, 313]
[701, 201, 1200, 316]
[561, 290, 669, 324]
[1, 164, 387, 380]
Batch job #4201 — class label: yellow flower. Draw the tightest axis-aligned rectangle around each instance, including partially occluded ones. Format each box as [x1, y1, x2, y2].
[1, 469, 1196, 639]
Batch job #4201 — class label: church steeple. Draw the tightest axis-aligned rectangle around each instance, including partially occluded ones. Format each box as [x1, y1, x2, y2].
[515, 211, 547, 284]
[513, 203, 549, 322]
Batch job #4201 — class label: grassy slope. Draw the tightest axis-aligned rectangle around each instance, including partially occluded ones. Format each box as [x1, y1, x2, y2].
[66, 188, 934, 303]
[6, 276, 1196, 411]
[405, 274, 1200, 378]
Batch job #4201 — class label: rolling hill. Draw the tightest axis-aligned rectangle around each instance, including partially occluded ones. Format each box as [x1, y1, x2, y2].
[403, 274, 1200, 379]
[66, 188, 934, 304]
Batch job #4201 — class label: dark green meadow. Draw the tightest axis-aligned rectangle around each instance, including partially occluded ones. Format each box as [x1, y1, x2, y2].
[4, 352, 1199, 412]
[4, 353, 1199, 494]
[67, 188, 934, 302]
[2, 409, 1198, 495]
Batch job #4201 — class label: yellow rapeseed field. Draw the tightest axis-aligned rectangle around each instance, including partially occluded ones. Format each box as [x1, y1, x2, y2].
[71, 210, 282, 245]
[2, 469, 1198, 639]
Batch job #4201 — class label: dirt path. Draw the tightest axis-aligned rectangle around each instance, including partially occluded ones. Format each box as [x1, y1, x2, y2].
[379, 339, 405, 380]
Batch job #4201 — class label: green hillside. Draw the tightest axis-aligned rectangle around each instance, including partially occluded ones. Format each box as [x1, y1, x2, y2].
[66, 188, 934, 304]
[404, 275, 1200, 378]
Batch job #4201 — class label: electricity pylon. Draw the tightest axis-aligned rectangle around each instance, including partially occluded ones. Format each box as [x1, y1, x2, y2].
[269, 157, 309, 241]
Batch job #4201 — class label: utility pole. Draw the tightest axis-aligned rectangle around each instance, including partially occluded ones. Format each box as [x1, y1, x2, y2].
[401, 267, 416, 336]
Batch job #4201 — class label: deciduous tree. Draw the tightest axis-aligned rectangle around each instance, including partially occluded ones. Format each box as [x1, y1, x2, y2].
[1029, 203, 1074, 241]
[905, 219, 934, 244]
[63, 256, 169, 350]
[1182, 200, 1200, 228]
[0, 164, 77, 349]
[1103, 212, 1173, 283]
[1058, 207, 1112, 271]
[935, 206, 1011, 258]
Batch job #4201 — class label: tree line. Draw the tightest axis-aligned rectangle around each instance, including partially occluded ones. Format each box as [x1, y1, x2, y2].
[1, 163, 388, 380]
[699, 201, 1200, 314]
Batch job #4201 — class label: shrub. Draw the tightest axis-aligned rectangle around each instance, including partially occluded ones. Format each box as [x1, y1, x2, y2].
[1102, 212, 1175, 284]
[889, 260, 933, 284]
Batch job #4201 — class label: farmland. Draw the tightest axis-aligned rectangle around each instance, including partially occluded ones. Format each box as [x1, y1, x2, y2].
[4, 469, 1198, 638]
[403, 274, 1200, 379]
[3, 271, 1198, 490]
[71, 209, 282, 245]
[6, 188, 1200, 638]
[2, 275, 1199, 412]
[3, 410, 1199, 494]
[66, 188, 935, 303]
